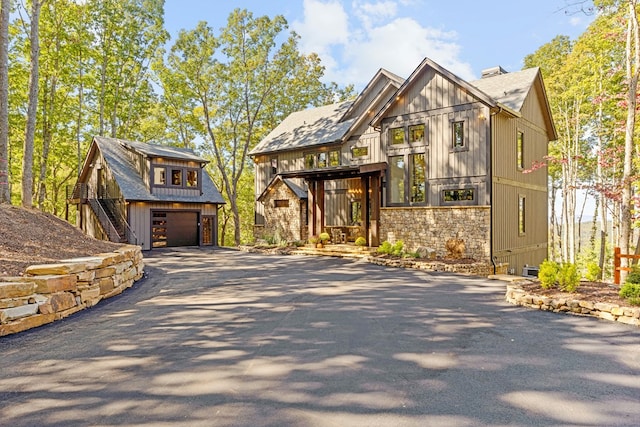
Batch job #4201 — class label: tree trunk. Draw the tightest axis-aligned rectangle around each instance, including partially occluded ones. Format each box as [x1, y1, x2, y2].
[620, 0, 640, 279]
[38, 75, 56, 210]
[0, 0, 10, 203]
[22, 0, 45, 208]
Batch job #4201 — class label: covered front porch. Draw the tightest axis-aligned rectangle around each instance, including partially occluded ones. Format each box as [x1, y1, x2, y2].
[279, 163, 387, 247]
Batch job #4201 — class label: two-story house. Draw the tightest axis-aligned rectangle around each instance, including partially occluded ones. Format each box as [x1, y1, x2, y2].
[67, 136, 225, 250]
[250, 57, 556, 274]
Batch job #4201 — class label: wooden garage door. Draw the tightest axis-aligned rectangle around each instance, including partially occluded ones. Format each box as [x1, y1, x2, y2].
[152, 211, 199, 248]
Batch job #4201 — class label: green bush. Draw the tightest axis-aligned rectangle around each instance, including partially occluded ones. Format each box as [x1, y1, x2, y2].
[584, 262, 602, 282]
[319, 232, 330, 243]
[391, 240, 404, 257]
[625, 265, 640, 285]
[558, 262, 580, 292]
[538, 259, 559, 289]
[355, 236, 367, 247]
[377, 241, 393, 254]
[619, 282, 640, 306]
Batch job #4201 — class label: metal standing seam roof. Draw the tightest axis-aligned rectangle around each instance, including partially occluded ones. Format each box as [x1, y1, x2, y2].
[93, 136, 226, 204]
[249, 101, 355, 156]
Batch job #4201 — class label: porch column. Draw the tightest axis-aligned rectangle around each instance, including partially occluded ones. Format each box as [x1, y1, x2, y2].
[369, 173, 380, 247]
[315, 180, 325, 234]
[307, 180, 316, 238]
[361, 176, 370, 245]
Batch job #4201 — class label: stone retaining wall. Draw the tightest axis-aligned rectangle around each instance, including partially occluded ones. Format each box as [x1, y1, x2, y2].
[505, 283, 640, 327]
[0, 245, 144, 337]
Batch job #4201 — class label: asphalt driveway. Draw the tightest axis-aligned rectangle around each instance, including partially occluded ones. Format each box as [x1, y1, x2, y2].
[1, 248, 639, 426]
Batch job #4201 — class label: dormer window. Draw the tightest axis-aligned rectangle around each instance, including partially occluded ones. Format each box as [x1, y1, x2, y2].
[152, 164, 200, 190]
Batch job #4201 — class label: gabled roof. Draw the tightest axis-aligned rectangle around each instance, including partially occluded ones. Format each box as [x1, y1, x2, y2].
[83, 136, 225, 204]
[469, 67, 539, 113]
[257, 176, 307, 202]
[249, 101, 355, 156]
[339, 68, 404, 122]
[371, 57, 501, 127]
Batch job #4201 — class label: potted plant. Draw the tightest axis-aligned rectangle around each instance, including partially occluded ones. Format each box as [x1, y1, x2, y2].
[309, 235, 320, 247]
[318, 232, 330, 247]
[355, 236, 367, 250]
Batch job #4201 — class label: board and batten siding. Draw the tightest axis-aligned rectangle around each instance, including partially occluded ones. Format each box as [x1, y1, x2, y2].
[491, 112, 548, 274]
[128, 202, 217, 250]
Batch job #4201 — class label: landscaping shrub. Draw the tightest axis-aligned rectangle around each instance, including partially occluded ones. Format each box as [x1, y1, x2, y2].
[377, 241, 393, 254]
[619, 282, 640, 306]
[584, 261, 601, 282]
[538, 259, 559, 289]
[557, 262, 580, 292]
[391, 240, 404, 257]
[625, 265, 640, 285]
[355, 237, 367, 247]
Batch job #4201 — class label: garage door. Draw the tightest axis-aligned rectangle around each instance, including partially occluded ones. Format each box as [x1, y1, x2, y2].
[152, 211, 199, 248]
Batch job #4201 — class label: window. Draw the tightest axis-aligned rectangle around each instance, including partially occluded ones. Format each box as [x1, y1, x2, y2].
[517, 131, 524, 169]
[304, 153, 315, 169]
[409, 154, 426, 203]
[186, 170, 198, 187]
[409, 124, 425, 144]
[317, 152, 327, 168]
[329, 150, 340, 167]
[519, 195, 526, 235]
[153, 167, 166, 186]
[351, 146, 368, 157]
[452, 121, 464, 149]
[443, 188, 475, 203]
[390, 127, 405, 145]
[274, 199, 289, 208]
[389, 156, 405, 204]
[171, 169, 182, 186]
[270, 157, 278, 175]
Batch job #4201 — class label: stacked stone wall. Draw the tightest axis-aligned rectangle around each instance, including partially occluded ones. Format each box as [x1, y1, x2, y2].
[262, 181, 305, 242]
[380, 206, 491, 262]
[0, 245, 144, 337]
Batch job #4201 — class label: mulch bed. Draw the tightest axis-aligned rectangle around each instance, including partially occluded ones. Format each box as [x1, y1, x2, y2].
[519, 280, 628, 306]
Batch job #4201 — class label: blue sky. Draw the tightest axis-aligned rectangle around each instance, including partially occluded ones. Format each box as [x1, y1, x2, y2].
[163, 0, 595, 90]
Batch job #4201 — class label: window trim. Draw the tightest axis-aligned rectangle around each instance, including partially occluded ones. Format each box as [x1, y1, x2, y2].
[450, 119, 469, 153]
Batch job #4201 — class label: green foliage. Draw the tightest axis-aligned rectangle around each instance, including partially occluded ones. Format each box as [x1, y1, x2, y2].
[377, 241, 393, 255]
[319, 232, 330, 242]
[355, 236, 366, 247]
[391, 240, 404, 257]
[308, 235, 319, 244]
[558, 263, 580, 292]
[584, 262, 602, 282]
[625, 265, 640, 285]
[619, 282, 640, 306]
[538, 259, 560, 289]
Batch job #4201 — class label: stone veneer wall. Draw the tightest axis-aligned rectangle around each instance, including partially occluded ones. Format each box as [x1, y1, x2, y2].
[0, 245, 144, 337]
[262, 181, 306, 242]
[380, 206, 491, 261]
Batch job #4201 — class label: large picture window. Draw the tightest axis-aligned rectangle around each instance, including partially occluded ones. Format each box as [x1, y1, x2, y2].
[389, 156, 405, 204]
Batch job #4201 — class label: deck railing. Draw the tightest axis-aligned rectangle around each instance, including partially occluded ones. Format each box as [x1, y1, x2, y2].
[613, 247, 640, 284]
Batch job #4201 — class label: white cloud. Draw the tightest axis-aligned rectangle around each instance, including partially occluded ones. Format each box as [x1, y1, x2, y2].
[293, 0, 474, 90]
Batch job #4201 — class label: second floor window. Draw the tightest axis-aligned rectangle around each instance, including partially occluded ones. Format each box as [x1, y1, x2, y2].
[517, 131, 524, 170]
[153, 165, 200, 190]
[452, 121, 464, 149]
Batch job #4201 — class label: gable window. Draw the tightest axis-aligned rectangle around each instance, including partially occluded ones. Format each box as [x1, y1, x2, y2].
[410, 154, 426, 203]
[329, 150, 340, 167]
[317, 152, 327, 168]
[171, 169, 182, 186]
[519, 195, 526, 235]
[304, 153, 315, 169]
[270, 157, 278, 175]
[274, 199, 289, 208]
[153, 167, 166, 186]
[409, 124, 425, 144]
[452, 121, 464, 149]
[390, 127, 405, 145]
[517, 131, 524, 170]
